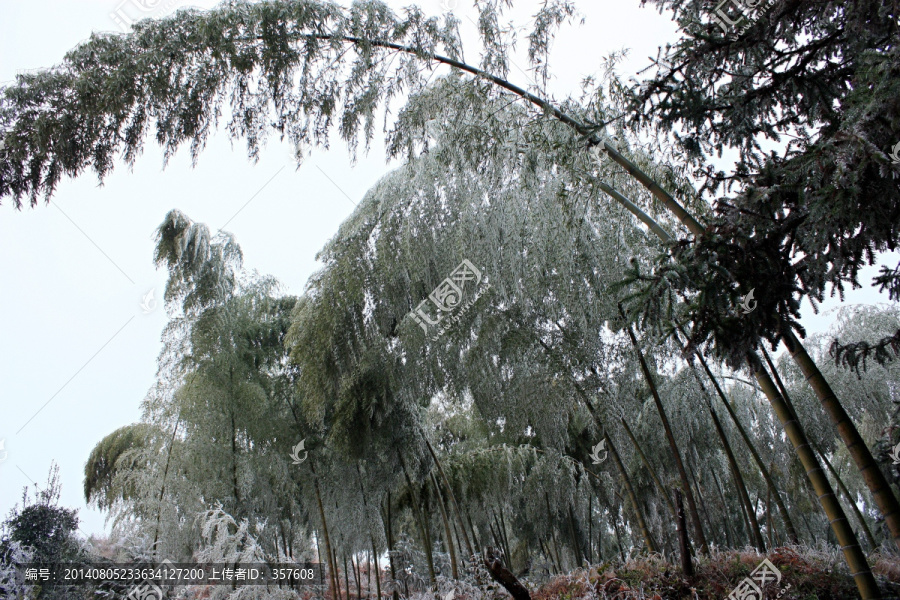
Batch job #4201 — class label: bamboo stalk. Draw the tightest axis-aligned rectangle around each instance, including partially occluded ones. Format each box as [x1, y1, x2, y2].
[620, 416, 677, 518]
[686, 361, 766, 551]
[753, 354, 880, 598]
[432, 472, 459, 579]
[625, 323, 709, 554]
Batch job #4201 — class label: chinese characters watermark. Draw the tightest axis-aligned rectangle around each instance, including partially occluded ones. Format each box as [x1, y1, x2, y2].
[408, 259, 492, 341]
[727, 558, 790, 600]
[709, 0, 776, 35]
[110, 0, 181, 33]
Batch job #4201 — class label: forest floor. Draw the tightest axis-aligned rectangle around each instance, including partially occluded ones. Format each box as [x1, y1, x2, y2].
[519, 547, 900, 600]
[175, 547, 900, 599]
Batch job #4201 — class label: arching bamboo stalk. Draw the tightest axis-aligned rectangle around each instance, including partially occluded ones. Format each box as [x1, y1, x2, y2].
[620, 416, 677, 518]
[780, 329, 900, 551]
[762, 350, 880, 551]
[625, 323, 709, 554]
[432, 472, 460, 579]
[309, 462, 339, 600]
[686, 360, 765, 551]
[529, 331, 658, 553]
[689, 345, 800, 544]
[398, 451, 436, 586]
[753, 355, 880, 598]
[424, 436, 475, 562]
[594, 181, 877, 595]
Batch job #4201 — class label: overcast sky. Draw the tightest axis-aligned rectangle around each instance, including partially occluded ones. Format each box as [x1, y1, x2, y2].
[0, 0, 894, 541]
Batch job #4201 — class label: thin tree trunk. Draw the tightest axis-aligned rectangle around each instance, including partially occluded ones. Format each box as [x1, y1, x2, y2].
[492, 510, 511, 563]
[544, 494, 565, 571]
[343, 553, 350, 600]
[539, 538, 559, 574]
[688, 363, 766, 552]
[762, 348, 879, 551]
[612, 515, 626, 563]
[498, 509, 512, 566]
[686, 451, 719, 547]
[424, 436, 475, 562]
[371, 539, 382, 600]
[816, 438, 879, 550]
[692, 348, 800, 544]
[384, 493, 399, 600]
[332, 546, 343, 600]
[489, 521, 504, 556]
[432, 472, 459, 579]
[620, 417, 677, 518]
[353, 463, 380, 596]
[151, 417, 180, 558]
[752, 354, 880, 598]
[588, 496, 593, 564]
[355, 554, 362, 600]
[310, 463, 339, 600]
[530, 331, 658, 552]
[567, 503, 584, 566]
[781, 329, 900, 552]
[673, 489, 694, 577]
[626, 324, 709, 554]
[710, 468, 737, 548]
[466, 508, 481, 552]
[766, 484, 775, 549]
[398, 452, 436, 585]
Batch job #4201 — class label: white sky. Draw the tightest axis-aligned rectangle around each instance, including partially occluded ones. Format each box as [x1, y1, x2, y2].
[0, 0, 894, 541]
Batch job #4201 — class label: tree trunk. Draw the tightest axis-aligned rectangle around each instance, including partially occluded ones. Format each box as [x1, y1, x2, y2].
[384, 493, 399, 600]
[544, 493, 565, 571]
[310, 463, 339, 600]
[151, 417, 180, 558]
[491, 510, 511, 564]
[686, 450, 719, 547]
[782, 329, 900, 552]
[818, 445, 879, 551]
[371, 539, 382, 600]
[691, 348, 800, 544]
[752, 353, 880, 598]
[567, 503, 584, 567]
[432, 472, 459, 579]
[612, 515, 626, 563]
[498, 509, 512, 567]
[620, 417, 677, 518]
[332, 546, 343, 600]
[709, 468, 737, 548]
[531, 332, 658, 552]
[424, 437, 475, 561]
[588, 496, 594, 564]
[688, 364, 766, 552]
[343, 553, 350, 600]
[399, 452, 436, 585]
[762, 348, 879, 551]
[673, 489, 694, 578]
[539, 538, 559, 574]
[626, 324, 709, 554]
[483, 547, 531, 600]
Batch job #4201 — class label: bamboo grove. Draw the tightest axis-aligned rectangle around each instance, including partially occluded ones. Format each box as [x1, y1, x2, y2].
[2, 1, 900, 598]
